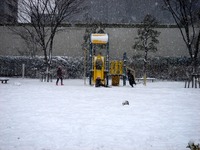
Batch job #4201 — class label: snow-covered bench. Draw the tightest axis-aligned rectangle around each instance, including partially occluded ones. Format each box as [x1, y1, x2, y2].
[136, 77, 156, 82]
[0, 78, 9, 84]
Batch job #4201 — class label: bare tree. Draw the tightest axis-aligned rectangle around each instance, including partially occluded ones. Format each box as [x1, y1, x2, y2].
[16, 0, 85, 81]
[163, 0, 200, 72]
[9, 27, 41, 57]
[133, 14, 160, 85]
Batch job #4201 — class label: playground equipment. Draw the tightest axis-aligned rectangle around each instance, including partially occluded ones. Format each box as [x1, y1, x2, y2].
[88, 33, 127, 86]
[110, 60, 123, 86]
[109, 52, 127, 86]
[89, 33, 109, 86]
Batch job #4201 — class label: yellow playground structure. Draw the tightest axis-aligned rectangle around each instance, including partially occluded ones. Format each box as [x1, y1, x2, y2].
[93, 53, 106, 85]
[88, 33, 127, 86]
[110, 60, 124, 86]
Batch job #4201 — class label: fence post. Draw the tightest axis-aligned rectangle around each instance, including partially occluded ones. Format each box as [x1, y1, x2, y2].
[22, 64, 25, 78]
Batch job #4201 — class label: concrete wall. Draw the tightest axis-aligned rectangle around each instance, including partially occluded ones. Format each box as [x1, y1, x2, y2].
[0, 26, 25, 56]
[0, 25, 188, 58]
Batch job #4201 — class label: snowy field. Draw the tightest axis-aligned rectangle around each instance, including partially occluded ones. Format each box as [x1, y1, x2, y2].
[0, 78, 200, 150]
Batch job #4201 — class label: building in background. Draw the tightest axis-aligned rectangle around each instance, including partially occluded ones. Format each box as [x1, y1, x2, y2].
[0, 0, 18, 24]
[67, 0, 174, 24]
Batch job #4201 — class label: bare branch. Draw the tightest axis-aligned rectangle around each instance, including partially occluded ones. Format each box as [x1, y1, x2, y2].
[13, 0, 86, 75]
[163, 0, 200, 70]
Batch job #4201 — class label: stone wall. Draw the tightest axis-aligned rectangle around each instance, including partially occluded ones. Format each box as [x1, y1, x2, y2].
[0, 25, 188, 58]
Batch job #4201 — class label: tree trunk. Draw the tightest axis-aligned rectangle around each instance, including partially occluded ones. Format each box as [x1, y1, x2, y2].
[143, 49, 148, 86]
[193, 30, 200, 73]
[43, 46, 50, 82]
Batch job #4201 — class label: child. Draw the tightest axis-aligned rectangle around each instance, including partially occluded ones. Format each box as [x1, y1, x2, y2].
[127, 69, 136, 87]
[56, 66, 64, 85]
[95, 77, 104, 87]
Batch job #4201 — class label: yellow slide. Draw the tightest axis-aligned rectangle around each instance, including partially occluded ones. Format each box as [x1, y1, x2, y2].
[93, 54, 105, 84]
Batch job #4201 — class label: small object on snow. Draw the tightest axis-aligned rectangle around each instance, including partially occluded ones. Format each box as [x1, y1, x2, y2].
[122, 100, 129, 106]
[186, 140, 200, 149]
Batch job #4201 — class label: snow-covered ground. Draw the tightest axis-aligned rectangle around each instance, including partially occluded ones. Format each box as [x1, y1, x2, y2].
[0, 78, 200, 150]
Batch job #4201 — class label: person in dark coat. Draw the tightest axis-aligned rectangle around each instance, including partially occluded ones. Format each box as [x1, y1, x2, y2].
[56, 66, 63, 85]
[95, 77, 109, 87]
[95, 77, 104, 87]
[127, 69, 136, 87]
